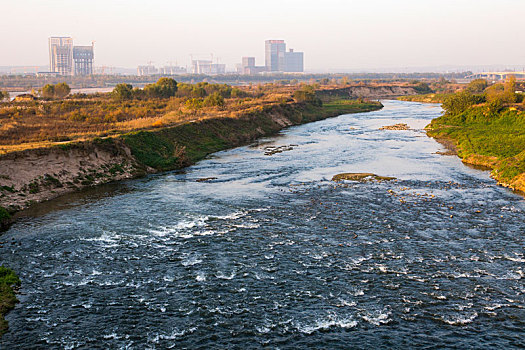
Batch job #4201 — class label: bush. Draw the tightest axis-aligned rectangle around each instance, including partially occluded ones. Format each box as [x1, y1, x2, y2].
[442, 90, 484, 116]
[185, 98, 203, 110]
[293, 86, 322, 106]
[203, 92, 225, 107]
[41, 84, 55, 99]
[41, 83, 70, 99]
[466, 79, 488, 93]
[413, 82, 433, 94]
[54, 83, 71, 98]
[144, 78, 178, 99]
[112, 83, 133, 100]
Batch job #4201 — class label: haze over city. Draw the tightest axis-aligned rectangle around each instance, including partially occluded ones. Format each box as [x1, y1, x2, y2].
[2, 0, 525, 71]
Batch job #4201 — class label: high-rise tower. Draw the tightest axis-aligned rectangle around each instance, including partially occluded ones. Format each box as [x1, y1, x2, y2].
[49, 37, 73, 75]
[265, 40, 286, 72]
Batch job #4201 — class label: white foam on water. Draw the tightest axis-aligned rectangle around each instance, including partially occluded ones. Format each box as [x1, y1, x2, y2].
[196, 272, 206, 282]
[295, 314, 358, 334]
[213, 211, 247, 220]
[232, 223, 260, 229]
[504, 254, 525, 263]
[361, 309, 392, 326]
[148, 216, 209, 237]
[181, 253, 203, 266]
[337, 298, 357, 307]
[441, 312, 478, 325]
[216, 271, 236, 280]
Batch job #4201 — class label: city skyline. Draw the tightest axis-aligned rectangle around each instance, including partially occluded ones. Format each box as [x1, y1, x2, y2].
[1, 0, 525, 72]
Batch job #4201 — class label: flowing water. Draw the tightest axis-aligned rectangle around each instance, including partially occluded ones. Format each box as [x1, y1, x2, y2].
[1, 101, 524, 349]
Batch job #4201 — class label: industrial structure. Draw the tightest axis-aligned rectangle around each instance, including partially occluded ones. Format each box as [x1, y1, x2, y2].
[49, 37, 94, 76]
[73, 45, 94, 75]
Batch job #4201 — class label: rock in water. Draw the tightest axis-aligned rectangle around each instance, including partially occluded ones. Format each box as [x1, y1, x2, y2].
[379, 123, 410, 130]
[332, 173, 396, 182]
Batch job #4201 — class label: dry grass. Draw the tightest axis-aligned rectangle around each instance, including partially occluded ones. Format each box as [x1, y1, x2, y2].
[0, 85, 295, 154]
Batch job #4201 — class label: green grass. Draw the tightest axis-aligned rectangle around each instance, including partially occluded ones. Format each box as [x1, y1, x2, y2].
[320, 100, 382, 115]
[428, 106, 525, 186]
[0, 266, 20, 337]
[121, 100, 382, 172]
[398, 93, 453, 103]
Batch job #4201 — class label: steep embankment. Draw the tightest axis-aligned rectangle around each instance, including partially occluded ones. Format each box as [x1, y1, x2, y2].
[0, 100, 382, 227]
[317, 85, 417, 101]
[427, 106, 525, 193]
[398, 93, 452, 103]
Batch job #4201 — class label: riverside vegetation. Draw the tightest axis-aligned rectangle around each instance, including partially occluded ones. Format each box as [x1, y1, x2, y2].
[426, 76, 525, 192]
[0, 266, 20, 336]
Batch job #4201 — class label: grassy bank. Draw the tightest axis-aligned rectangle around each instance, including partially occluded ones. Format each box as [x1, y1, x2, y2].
[427, 106, 525, 192]
[0, 266, 20, 336]
[121, 99, 383, 171]
[398, 93, 452, 103]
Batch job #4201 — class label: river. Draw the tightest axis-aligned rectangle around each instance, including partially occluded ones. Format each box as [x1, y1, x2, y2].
[1, 101, 524, 349]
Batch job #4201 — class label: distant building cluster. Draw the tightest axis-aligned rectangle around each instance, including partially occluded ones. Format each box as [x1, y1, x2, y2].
[239, 40, 304, 75]
[45, 37, 302, 76]
[48, 37, 94, 76]
[137, 65, 186, 76]
[138, 39, 304, 76]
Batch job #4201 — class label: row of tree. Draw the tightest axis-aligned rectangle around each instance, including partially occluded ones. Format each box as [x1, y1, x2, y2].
[442, 77, 521, 115]
[41, 83, 71, 99]
[112, 77, 178, 101]
[111, 78, 249, 101]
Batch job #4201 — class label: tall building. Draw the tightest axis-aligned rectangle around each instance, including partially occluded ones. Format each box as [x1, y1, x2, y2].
[265, 40, 286, 72]
[284, 49, 304, 72]
[73, 45, 94, 75]
[265, 40, 304, 72]
[49, 37, 73, 75]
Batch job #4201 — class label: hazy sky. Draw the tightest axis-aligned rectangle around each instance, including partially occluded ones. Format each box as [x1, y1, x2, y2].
[1, 0, 524, 71]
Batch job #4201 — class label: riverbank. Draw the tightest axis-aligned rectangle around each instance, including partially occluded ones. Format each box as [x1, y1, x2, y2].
[0, 266, 20, 336]
[397, 93, 451, 103]
[427, 106, 525, 193]
[0, 99, 382, 230]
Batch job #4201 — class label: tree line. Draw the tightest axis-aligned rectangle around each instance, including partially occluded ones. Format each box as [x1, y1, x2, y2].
[442, 77, 523, 116]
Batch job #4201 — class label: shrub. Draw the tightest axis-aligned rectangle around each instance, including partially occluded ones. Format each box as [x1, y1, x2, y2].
[293, 86, 322, 106]
[466, 79, 488, 93]
[54, 83, 71, 98]
[144, 78, 178, 99]
[413, 82, 433, 94]
[41, 84, 55, 99]
[185, 98, 203, 111]
[442, 90, 483, 116]
[203, 92, 225, 108]
[112, 83, 133, 101]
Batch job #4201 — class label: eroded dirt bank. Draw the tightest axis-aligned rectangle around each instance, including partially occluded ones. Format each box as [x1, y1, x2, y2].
[0, 101, 382, 228]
